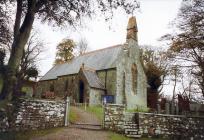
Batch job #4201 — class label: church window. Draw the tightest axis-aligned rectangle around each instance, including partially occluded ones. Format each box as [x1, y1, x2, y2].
[72, 77, 74, 83]
[50, 83, 54, 92]
[64, 80, 69, 91]
[131, 63, 137, 94]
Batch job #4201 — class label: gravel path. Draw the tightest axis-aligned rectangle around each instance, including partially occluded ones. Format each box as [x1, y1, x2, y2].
[31, 106, 109, 140]
[31, 127, 109, 140]
[71, 106, 100, 124]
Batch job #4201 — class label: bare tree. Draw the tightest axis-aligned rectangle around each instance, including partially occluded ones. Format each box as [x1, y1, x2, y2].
[1, 31, 44, 97]
[161, 0, 204, 97]
[141, 46, 169, 94]
[76, 38, 88, 56]
[141, 47, 169, 109]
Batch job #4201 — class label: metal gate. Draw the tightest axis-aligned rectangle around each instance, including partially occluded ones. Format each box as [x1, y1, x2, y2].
[68, 102, 103, 130]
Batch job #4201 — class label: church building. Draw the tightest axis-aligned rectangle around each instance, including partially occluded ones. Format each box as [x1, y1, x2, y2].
[37, 16, 147, 109]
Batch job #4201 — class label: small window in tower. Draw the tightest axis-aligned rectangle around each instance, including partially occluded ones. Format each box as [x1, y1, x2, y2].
[131, 63, 137, 95]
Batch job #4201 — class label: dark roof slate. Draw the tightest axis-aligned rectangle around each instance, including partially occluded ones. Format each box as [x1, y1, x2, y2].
[40, 45, 122, 81]
[82, 69, 105, 89]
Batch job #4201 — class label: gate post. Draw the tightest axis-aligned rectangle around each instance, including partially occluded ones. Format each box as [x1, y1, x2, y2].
[65, 97, 70, 126]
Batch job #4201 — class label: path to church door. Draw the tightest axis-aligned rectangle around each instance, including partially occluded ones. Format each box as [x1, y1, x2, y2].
[79, 81, 84, 103]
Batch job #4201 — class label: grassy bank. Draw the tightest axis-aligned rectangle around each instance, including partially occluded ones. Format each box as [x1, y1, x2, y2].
[108, 132, 131, 140]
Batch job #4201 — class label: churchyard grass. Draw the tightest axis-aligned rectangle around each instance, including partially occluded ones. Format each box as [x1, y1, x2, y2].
[0, 127, 63, 140]
[127, 106, 150, 113]
[69, 106, 78, 123]
[140, 138, 169, 140]
[80, 105, 103, 121]
[108, 132, 131, 140]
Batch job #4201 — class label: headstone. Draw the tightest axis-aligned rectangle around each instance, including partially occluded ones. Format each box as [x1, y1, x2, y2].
[171, 101, 175, 115]
[176, 103, 179, 115]
[157, 103, 161, 114]
[165, 102, 170, 114]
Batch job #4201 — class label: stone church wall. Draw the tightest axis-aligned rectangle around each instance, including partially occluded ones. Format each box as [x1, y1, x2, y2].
[97, 69, 116, 95]
[56, 75, 77, 98]
[37, 74, 77, 99]
[116, 39, 147, 109]
[36, 80, 56, 98]
[37, 69, 116, 103]
[89, 88, 105, 105]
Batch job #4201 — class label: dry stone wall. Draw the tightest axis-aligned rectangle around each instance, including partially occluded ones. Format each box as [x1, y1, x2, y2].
[137, 113, 204, 139]
[0, 98, 65, 132]
[104, 104, 204, 139]
[104, 104, 125, 133]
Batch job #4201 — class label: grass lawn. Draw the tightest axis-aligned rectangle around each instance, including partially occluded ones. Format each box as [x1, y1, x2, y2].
[0, 127, 63, 140]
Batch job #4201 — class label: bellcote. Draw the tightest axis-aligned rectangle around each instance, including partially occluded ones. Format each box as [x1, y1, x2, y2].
[126, 16, 138, 42]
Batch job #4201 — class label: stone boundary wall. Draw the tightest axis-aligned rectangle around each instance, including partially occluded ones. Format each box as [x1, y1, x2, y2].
[137, 113, 204, 139]
[0, 98, 65, 132]
[104, 104, 204, 139]
[104, 104, 125, 133]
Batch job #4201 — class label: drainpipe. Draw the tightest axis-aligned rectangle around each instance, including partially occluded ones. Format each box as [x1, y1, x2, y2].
[105, 70, 107, 89]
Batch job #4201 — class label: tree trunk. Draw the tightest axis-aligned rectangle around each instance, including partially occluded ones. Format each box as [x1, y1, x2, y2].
[0, 2, 36, 101]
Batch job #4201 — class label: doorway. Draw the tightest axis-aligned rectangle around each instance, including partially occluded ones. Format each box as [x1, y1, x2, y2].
[79, 81, 84, 103]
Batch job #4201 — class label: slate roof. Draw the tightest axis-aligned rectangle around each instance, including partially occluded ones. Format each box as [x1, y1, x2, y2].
[82, 69, 105, 89]
[40, 45, 122, 81]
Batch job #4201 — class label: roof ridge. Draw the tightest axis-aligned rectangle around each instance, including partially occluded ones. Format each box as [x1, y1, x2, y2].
[39, 65, 58, 81]
[54, 44, 122, 66]
[79, 44, 122, 56]
[83, 67, 96, 72]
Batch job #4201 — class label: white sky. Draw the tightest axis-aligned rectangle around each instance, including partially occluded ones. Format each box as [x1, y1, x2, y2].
[35, 0, 182, 76]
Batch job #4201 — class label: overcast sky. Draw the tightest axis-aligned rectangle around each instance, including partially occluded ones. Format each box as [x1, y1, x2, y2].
[35, 0, 182, 77]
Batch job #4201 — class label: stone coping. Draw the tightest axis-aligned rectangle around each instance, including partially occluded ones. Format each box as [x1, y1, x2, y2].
[125, 112, 204, 119]
[18, 98, 65, 103]
[105, 104, 125, 107]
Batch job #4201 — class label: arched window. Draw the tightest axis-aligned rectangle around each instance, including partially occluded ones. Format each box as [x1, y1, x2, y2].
[50, 83, 54, 92]
[64, 80, 69, 91]
[131, 63, 137, 94]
